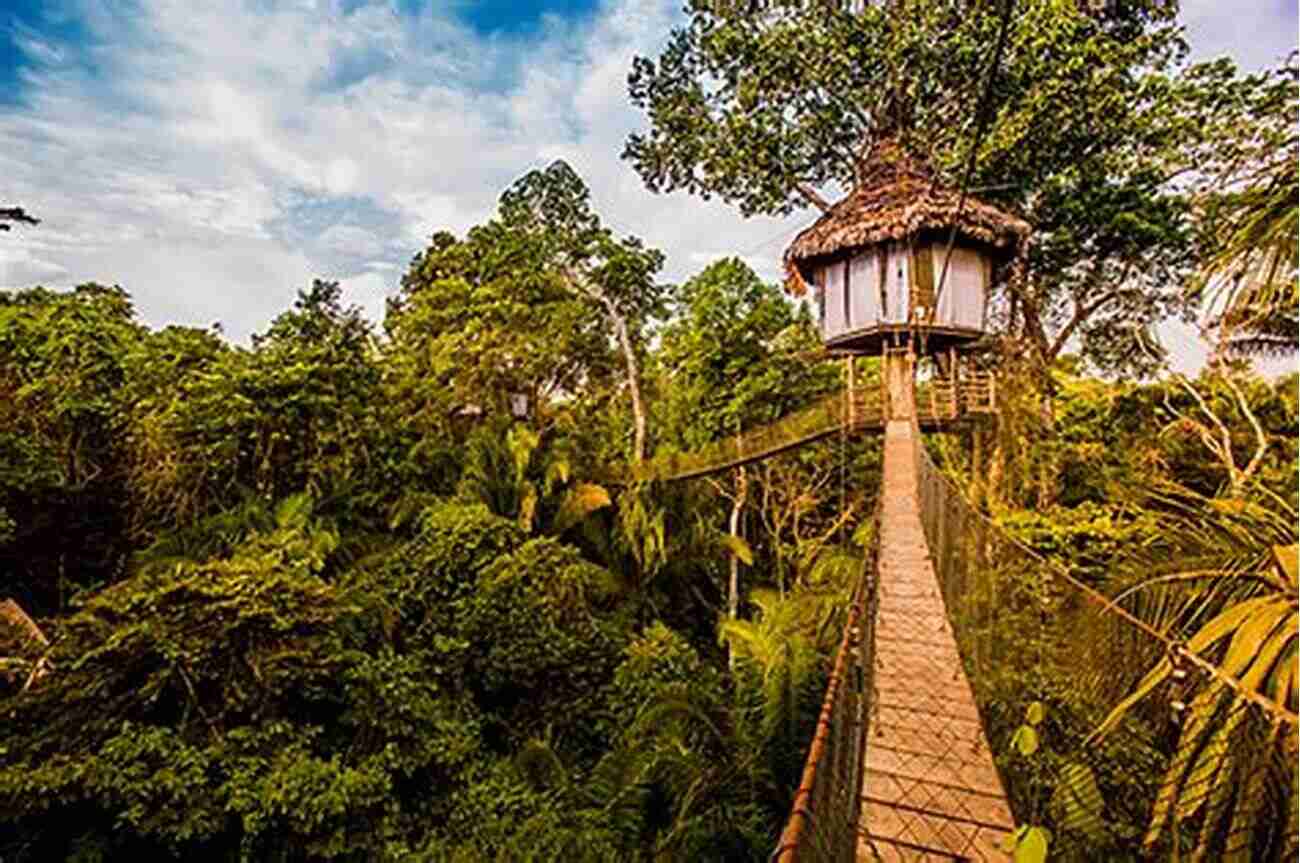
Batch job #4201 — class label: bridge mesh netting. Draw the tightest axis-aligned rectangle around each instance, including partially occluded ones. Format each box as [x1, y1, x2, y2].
[770, 416, 1296, 861]
[914, 440, 1299, 861]
[771, 502, 880, 863]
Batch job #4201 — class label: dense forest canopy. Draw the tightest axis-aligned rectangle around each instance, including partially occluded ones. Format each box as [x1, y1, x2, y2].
[0, 2, 1296, 861]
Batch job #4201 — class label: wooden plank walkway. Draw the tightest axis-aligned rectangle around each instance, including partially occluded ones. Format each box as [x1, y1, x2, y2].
[858, 420, 1014, 861]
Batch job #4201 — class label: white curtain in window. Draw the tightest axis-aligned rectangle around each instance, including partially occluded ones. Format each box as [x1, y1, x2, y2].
[848, 249, 880, 329]
[821, 261, 847, 338]
[883, 243, 909, 324]
[936, 246, 987, 330]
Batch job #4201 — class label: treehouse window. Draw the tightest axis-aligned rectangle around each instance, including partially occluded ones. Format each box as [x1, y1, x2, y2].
[934, 245, 989, 330]
[823, 257, 847, 337]
[849, 249, 881, 326]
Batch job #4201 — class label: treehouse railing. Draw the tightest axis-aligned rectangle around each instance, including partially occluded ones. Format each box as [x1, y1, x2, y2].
[925, 369, 995, 419]
[913, 441, 1299, 859]
[771, 500, 880, 863]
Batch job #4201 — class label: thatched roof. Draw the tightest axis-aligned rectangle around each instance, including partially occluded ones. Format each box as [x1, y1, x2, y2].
[784, 140, 1030, 295]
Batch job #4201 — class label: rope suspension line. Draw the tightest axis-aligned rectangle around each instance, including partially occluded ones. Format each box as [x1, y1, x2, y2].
[931, 0, 1018, 316]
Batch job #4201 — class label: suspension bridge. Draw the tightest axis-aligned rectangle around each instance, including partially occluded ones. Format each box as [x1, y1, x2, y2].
[632, 136, 1295, 859]
[631, 371, 1296, 861]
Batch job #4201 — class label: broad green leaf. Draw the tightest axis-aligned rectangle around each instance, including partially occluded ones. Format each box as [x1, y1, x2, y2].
[1240, 615, 1296, 693]
[1220, 605, 1289, 680]
[1186, 596, 1275, 654]
[1177, 706, 1241, 821]
[1092, 656, 1172, 740]
[552, 482, 612, 534]
[1014, 826, 1050, 863]
[1026, 701, 1044, 726]
[1053, 763, 1109, 845]
[1191, 749, 1240, 863]
[1013, 725, 1039, 756]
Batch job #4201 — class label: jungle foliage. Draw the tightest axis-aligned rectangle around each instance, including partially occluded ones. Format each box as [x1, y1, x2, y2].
[0, 171, 869, 862]
[1, 4, 1296, 861]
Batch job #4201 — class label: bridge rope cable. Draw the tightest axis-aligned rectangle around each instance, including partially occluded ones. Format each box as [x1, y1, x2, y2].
[771, 495, 881, 863]
[920, 447, 1298, 728]
[929, 0, 1018, 320]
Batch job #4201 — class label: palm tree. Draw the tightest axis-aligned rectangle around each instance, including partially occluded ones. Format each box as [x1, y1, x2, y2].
[457, 419, 610, 535]
[1196, 59, 1298, 360]
[1091, 488, 1298, 861]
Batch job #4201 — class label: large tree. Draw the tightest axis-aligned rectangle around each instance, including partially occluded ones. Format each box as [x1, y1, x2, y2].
[126, 280, 382, 543]
[654, 257, 840, 626]
[392, 162, 665, 463]
[499, 161, 667, 463]
[0, 284, 145, 616]
[655, 257, 834, 448]
[627, 0, 1237, 376]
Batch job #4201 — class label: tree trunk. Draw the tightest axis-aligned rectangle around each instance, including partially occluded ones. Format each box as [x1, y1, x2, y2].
[988, 415, 1005, 508]
[564, 268, 649, 464]
[727, 467, 748, 671]
[607, 305, 647, 464]
[1036, 384, 1058, 508]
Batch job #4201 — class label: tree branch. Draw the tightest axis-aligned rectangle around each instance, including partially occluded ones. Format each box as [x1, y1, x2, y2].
[795, 183, 832, 213]
[1223, 371, 1269, 491]
[0, 207, 40, 230]
[1047, 255, 1131, 359]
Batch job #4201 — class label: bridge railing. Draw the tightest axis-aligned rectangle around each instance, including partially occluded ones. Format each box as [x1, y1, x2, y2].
[914, 443, 1298, 860]
[771, 502, 880, 863]
[623, 389, 878, 483]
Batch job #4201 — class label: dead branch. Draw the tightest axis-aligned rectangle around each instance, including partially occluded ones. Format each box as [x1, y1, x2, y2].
[0, 599, 48, 648]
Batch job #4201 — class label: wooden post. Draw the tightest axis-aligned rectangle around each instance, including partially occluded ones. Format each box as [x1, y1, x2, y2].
[845, 356, 856, 427]
[883, 347, 914, 421]
[949, 348, 960, 419]
[880, 345, 889, 419]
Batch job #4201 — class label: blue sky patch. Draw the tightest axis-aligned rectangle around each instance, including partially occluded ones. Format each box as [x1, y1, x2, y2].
[267, 191, 410, 280]
[1, 2, 81, 104]
[447, 0, 603, 36]
[1, 0, 606, 105]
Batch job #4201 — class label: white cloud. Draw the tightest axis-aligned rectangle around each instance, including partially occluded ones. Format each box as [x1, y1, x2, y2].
[0, 0, 902, 339]
[339, 269, 390, 326]
[1180, 0, 1297, 70]
[0, 246, 68, 284]
[318, 224, 385, 259]
[0, 0, 1292, 376]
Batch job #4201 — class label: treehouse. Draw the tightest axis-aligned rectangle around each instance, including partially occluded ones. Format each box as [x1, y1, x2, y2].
[784, 140, 1029, 356]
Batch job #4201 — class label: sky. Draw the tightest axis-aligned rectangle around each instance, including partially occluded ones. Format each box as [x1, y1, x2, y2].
[0, 0, 1295, 373]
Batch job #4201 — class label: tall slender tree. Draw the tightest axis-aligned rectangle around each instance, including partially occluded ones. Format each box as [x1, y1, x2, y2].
[499, 161, 667, 463]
